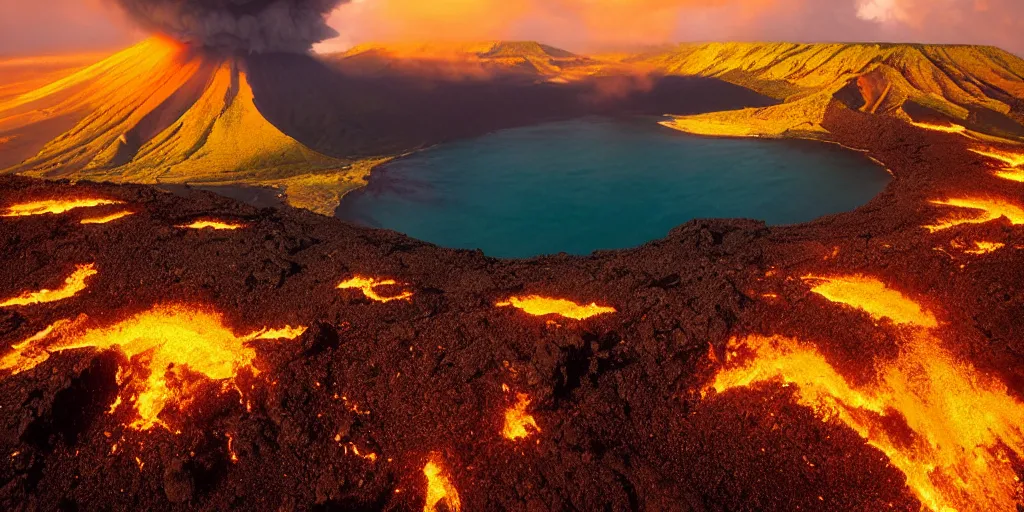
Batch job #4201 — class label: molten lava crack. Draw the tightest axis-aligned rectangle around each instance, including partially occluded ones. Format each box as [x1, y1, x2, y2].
[711, 332, 1024, 512]
[496, 295, 615, 320]
[995, 168, 1024, 183]
[337, 276, 413, 303]
[970, 147, 1024, 167]
[81, 210, 135, 224]
[502, 392, 540, 441]
[913, 120, 966, 134]
[0, 304, 305, 430]
[802, 274, 938, 328]
[924, 197, 1024, 232]
[178, 220, 246, 230]
[1, 199, 123, 217]
[910, 120, 968, 135]
[964, 241, 1006, 255]
[710, 274, 1024, 510]
[0, 263, 97, 308]
[423, 459, 461, 512]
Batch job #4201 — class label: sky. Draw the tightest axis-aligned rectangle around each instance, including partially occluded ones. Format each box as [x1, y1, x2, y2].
[1, 0, 1022, 57]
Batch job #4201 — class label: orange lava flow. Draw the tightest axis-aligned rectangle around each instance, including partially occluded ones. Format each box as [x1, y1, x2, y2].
[496, 295, 615, 320]
[80, 210, 135, 224]
[178, 220, 246, 230]
[969, 148, 1024, 167]
[711, 275, 1024, 510]
[909, 121, 968, 134]
[924, 197, 1024, 232]
[802, 275, 938, 328]
[423, 459, 461, 512]
[711, 333, 1024, 512]
[0, 264, 97, 308]
[995, 168, 1024, 183]
[502, 393, 540, 440]
[0, 304, 306, 430]
[337, 276, 413, 303]
[964, 241, 1006, 255]
[1, 199, 123, 217]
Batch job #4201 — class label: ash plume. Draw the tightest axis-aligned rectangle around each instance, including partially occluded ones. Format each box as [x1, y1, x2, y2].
[113, 0, 348, 53]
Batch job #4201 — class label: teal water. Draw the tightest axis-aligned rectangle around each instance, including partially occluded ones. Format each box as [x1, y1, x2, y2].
[336, 117, 890, 258]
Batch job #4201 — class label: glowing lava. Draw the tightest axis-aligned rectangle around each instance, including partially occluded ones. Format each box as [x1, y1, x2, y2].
[502, 393, 540, 441]
[1, 199, 123, 217]
[995, 168, 1024, 183]
[496, 295, 615, 320]
[909, 120, 968, 134]
[178, 220, 246, 230]
[964, 241, 1006, 255]
[337, 276, 413, 303]
[924, 197, 1024, 232]
[969, 147, 1024, 167]
[0, 264, 97, 308]
[968, 148, 1024, 183]
[0, 304, 306, 430]
[711, 333, 1024, 512]
[423, 459, 461, 512]
[711, 275, 1024, 510]
[81, 210, 135, 224]
[802, 275, 938, 328]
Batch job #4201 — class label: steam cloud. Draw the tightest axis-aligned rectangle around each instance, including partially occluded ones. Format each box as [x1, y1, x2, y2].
[113, 0, 349, 53]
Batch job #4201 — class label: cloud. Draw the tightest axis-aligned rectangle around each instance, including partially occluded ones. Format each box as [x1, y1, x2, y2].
[112, 0, 350, 53]
[322, 0, 1024, 56]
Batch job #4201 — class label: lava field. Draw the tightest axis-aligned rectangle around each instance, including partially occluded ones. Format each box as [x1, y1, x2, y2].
[1, 106, 1024, 511]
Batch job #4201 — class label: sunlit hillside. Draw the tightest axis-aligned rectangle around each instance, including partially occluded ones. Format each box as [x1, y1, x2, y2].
[0, 39, 366, 215]
[645, 43, 1024, 139]
[330, 41, 620, 82]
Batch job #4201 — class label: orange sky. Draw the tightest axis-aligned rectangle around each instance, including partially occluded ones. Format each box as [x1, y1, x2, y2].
[1, 0, 1022, 56]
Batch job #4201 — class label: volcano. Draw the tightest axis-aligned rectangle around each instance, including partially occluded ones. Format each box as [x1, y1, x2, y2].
[2, 38, 1024, 511]
[2, 38, 776, 214]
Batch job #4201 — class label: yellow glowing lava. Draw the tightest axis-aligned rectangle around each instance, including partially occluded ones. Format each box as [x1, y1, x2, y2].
[345, 443, 378, 462]
[909, 121, 968, 134]
[995, 168, 1024, 183]
[423, 459, 461, 512]
[964, 241, 1006, 255]
[970, 148, 1024, 168]
[337, 276, 413, 303]
[249, 326, 307, 340]
[0, 304, 305, 430]
[0, 264, 97, 308]
[178, 220, 246, 230]
[226, 432, 239, 463]
[502, 393, 540, 440]
[80, 210, 135, 224]
[496, 295, 616, 320]
[968, 148, 1024, 182]
[1, 199, 123, 217]
[802, 275, 938, 328]
[711, 332, 1024, 512]
[924, 197, 1024, 232]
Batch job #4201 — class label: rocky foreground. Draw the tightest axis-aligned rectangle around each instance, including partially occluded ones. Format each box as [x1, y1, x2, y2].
[0, 103, 1023, 511]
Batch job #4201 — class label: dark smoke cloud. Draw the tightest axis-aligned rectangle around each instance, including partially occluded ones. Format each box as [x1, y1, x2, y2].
[113, 0, 349, 53]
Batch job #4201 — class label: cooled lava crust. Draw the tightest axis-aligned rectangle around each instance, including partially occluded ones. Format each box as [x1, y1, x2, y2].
[1, 105, 1023, 511]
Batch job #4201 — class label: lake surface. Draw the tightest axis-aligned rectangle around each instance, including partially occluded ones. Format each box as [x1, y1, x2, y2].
[337, 117, 890, 258]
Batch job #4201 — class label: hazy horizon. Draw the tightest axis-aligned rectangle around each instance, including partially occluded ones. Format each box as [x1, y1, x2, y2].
[1, 0, 1022, 58]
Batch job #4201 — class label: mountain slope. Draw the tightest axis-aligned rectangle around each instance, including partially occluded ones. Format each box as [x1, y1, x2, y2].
[643, 43, 1024, 139]
[0, 39, 369, 215]
[328, 40, 608, 81]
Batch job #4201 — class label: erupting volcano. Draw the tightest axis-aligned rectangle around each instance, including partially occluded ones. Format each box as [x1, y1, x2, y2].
[3, 1, 1024, 510]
